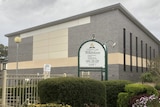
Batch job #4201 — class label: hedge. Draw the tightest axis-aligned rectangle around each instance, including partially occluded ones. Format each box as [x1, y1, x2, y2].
[38, 77, 106, 107]
[103, 80, 131, 107]
[125, 83, 158, 96]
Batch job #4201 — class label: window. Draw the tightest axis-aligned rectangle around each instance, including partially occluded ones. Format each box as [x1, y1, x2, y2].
[123, 28, 126, 71]
[141, 40, 143, 72]
[130, 33, 132, 71]
[153, 49, 155, 58]
[136, 37, 138, 72]
[146, 43, 148, 71]
[159, 45, 160, 56]
[150, 46, 152, 60]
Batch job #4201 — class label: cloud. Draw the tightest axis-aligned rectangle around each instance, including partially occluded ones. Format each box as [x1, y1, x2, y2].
[0, 0, 58, 24]
[125, 0, 160, 39]
[0, 0, 160, 45]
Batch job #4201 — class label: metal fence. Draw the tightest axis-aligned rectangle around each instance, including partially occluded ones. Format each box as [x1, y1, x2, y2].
[0, 70, 74, 107]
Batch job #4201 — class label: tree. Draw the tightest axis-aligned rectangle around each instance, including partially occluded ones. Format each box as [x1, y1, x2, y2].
[143, 57, 160, 83]
[0, 44, 8, 58]
[148, 58, 160, 74]
[0, 44, 8, 70]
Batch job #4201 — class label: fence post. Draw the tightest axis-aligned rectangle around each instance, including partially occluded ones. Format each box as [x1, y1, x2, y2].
[2, 70, 6, 107]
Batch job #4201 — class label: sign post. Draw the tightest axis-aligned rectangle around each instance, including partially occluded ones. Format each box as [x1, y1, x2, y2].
[78, 38, 108, 80]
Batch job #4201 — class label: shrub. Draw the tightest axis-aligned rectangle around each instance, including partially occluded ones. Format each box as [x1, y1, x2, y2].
[38, 77, 106, 107]
[117, 92, 130, 107]
[155, 83, 160, 90]
[103, 80, 131, 107]
[140, 72, 154, 83]
[125, 83, 158, 96]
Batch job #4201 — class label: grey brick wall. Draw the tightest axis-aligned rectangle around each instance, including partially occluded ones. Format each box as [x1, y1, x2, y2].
[7, 8, 160, 82]
[8, 36, 33, 62]
[116, 10, 159, 57]
[68, 10, 120, 57]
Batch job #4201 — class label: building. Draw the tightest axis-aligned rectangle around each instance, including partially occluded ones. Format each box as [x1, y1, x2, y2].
[5, 3, 160, 81]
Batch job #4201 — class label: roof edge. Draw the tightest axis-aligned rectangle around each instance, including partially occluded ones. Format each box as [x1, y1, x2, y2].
[5, 3, 121, 37]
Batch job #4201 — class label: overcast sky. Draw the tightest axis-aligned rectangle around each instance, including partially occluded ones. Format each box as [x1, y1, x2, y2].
[0, 0, 160, 45]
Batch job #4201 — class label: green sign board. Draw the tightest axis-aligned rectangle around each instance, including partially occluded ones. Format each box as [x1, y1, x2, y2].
[78, 38, 108, 80]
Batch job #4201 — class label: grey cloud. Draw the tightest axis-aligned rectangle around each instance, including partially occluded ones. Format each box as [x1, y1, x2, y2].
[0, 0, 160, 45]
[0, 0, 58, 18]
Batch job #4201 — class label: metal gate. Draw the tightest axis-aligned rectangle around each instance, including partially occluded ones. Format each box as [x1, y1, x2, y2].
[1, 71, 43, 107]
[0, 70, 74, 107]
